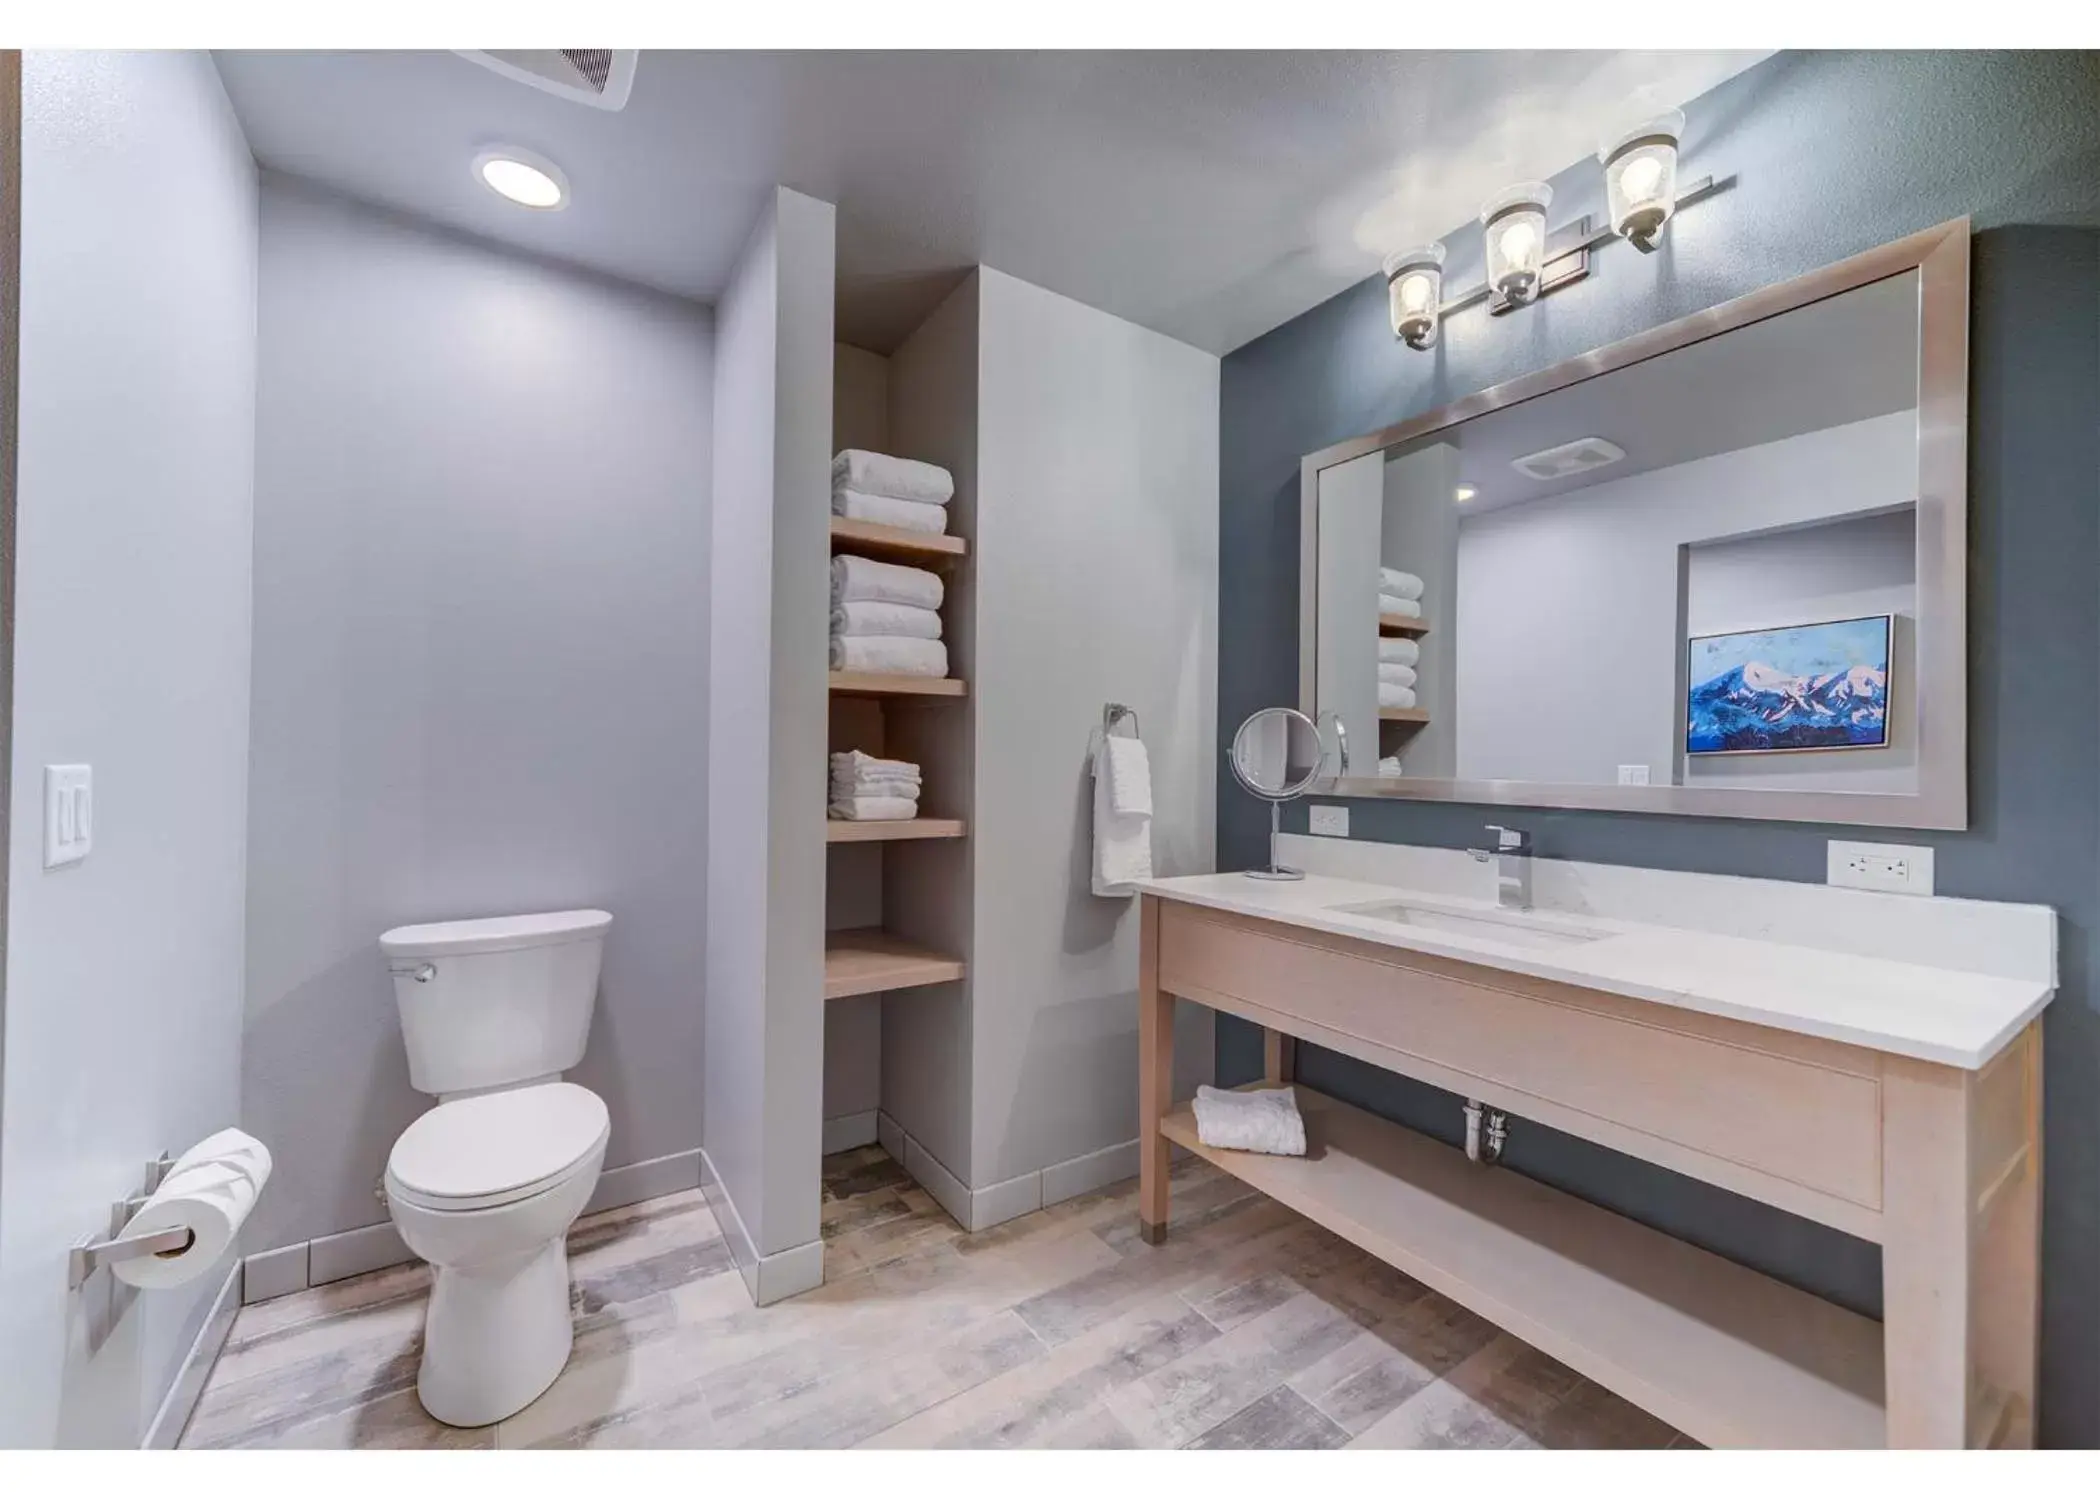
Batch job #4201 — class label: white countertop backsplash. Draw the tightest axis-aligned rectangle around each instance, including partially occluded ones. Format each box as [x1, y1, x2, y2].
[1133, 833, 2056, 1071]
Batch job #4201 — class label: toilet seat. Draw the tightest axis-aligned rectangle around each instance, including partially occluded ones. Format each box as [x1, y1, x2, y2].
[387, 1082, 609, 1213]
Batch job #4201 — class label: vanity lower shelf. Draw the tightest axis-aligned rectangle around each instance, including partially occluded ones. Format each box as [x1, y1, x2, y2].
[826, 817, 966, 843]
[1160, 1085, 1886, 1450]
[824, 928, 966, 999]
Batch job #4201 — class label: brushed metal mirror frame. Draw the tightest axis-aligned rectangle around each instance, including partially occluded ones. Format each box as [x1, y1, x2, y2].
[1298, 217, 1970, 829]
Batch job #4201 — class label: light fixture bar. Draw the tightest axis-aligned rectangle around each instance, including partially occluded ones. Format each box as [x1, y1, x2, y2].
[1435, 174, 1729, 320]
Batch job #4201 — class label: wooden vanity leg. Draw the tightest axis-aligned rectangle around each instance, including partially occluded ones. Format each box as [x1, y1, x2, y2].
[1263, 1029, 1296, 1085]
[1137, 895, 1172, 1244]
[1880, 1025, 2042, 1448]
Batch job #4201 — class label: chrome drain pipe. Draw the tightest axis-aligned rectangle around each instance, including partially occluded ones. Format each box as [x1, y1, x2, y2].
[1463, 1099, 1509, 1166]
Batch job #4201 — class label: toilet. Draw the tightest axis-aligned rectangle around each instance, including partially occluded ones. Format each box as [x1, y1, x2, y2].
[379, 908, 614, 1428]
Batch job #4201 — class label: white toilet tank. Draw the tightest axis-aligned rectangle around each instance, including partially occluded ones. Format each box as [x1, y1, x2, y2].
[380, 909, 612, 1096]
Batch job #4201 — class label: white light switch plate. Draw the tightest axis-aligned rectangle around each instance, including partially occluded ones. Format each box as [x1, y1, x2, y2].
[1828, 839, 1933, 896]
[1616, 764, 1651, 786]
[44, 764, 92, 869]
[1309, 804, 1350, 838]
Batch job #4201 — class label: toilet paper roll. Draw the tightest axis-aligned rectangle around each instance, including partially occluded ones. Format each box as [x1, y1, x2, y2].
[112, 1128, 272, 1290]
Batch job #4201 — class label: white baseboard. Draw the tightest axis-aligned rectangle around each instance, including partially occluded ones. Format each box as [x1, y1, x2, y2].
[876, 1111, 1140, 1233]
[822, 1110, 879, 1154]
[142, 1259, 242, 1449]
[1042, 1137, 1142, 1208]
[698, 1147, 824, 1307]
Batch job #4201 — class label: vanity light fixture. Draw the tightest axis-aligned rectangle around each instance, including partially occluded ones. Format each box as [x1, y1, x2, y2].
[473, 147, 569, 210]
[1598, 109, 1685, 252]
[1480, 182, 1554, 308]
[1383, 243, 1447, 349]
[1454, 483, 1478, 504]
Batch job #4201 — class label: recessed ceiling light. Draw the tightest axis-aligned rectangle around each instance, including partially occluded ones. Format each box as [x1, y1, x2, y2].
[473, 148, 568, 210]
[1454, 484, 1478, 504]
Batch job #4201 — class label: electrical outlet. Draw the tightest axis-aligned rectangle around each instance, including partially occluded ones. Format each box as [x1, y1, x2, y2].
[1617, 764, 1651, 786]
[1828, 840, 1934, 896]
[1308, 804, 1350, 838]
[44, 764, 92, 869]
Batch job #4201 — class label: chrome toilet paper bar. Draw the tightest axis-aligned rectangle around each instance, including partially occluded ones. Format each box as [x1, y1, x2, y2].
[69, 1220, 196, 1291]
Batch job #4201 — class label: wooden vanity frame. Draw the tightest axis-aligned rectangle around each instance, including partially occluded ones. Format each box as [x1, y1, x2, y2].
[1135, 895, 2042, 1449]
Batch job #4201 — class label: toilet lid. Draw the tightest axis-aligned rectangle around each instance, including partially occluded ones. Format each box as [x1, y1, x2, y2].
[388, 1083, 608, 1209]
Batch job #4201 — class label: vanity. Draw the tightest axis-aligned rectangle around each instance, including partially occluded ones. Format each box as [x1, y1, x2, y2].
[1134, 842, 2052, 1449]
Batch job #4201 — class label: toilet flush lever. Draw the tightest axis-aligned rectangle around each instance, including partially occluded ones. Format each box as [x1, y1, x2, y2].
[391, 962, 437, 983]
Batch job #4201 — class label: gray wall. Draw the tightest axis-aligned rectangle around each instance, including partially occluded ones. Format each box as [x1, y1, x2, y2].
[1, 51, 256, 1447]
[244, 176, 714, 1256]
[1216, 49, 2100, 1444]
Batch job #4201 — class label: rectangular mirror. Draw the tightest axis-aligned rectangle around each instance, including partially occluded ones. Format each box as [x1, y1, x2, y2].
[1300, 219, 1969, 828]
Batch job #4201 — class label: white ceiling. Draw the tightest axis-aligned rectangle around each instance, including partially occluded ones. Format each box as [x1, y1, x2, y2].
[211, 49, 1768, 355]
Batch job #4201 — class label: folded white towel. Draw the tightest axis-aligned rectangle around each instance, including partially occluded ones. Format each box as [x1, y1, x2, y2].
[830, 635, 949, 677]
[831, 601, 942, 641]
[1377, 662, 1417, 688]
[1377, 637, 1420, 666]
[833, 489, 948, 535]
[832, 449, 954, 505]
[828, 795, 920, 822]
[1377, 755, 1404, 776]
[1101, 735, 1153, 819]
[831, 750, 921, 783]
[1378, 568, 1425, 602]
[1090, 738, 1153, 896]
[835, 778, 921, 802]
[1379, 683, 1417, 710]
[832, 554, 944, 611]
[1191, 1085, 1306, 1157]
[1379, 594, 1423, 619]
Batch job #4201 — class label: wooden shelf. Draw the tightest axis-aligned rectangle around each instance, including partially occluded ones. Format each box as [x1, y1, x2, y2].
[829, 517, 967, 565]
[1378, 613, 1429, 637]
[826, 817, 966, 844]
[1160, 1086, 1885, 1450]
[824, 928, 965, 1000]
[829, 672, 966, 699]
[1378, 708, 1430, 724]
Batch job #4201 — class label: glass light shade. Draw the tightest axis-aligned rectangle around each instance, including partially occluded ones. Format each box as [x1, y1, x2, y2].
[1382, 243, 1446, 348]
[1598, 110, 1684, 251]
[1479, 182, 1553, 306]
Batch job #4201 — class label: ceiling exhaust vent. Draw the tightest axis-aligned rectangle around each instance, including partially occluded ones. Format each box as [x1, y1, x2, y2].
[1510, 436, 1627, 482]
[458, 50, 638, 112]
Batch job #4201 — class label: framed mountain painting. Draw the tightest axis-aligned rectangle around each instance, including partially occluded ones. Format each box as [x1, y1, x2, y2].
[1685, 614, 1892, 755]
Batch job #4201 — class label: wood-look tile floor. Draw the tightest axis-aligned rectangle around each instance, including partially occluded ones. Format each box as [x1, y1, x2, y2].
[182, 1148, 1694, 1450]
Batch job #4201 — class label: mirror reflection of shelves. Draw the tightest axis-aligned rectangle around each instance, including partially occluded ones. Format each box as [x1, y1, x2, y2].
[1379, 707, 1430, 725]
[829, 516, 966, 568]
[1378, 613, 1430, 638]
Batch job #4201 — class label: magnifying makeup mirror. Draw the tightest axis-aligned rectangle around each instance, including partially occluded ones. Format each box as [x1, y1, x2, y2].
[1230, 707, 1348, 879]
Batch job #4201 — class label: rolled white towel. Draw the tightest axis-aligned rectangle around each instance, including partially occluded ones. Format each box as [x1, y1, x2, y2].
[1377, 755, 1404, 776]
[832, 601, 942, 641]
[1377, 637, 1420, 666]
[830, 635, 949, 678]
[1377, 662, 1417, 688]
[828, 795, 920, 822]
[832, 554, 943, 611]
[832, 489, 948, 535]
[1191, 1085, 1306, 1157]
[832, 449, 954, 505]
[1379, 682, 1417, 710]
[1378, 567, 1425, 601]
[1379, 594, 1422, 619]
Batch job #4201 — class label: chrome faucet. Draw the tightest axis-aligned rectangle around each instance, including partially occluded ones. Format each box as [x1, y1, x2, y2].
[1468, 823, 1533, 910]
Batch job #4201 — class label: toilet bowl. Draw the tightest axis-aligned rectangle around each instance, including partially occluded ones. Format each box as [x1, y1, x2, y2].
[379, 908, 613, 1427]
[385, 1082, 609, 1427]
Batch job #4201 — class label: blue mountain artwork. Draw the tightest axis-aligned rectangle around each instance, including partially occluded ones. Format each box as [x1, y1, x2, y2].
[1686, 618, 1890, 754]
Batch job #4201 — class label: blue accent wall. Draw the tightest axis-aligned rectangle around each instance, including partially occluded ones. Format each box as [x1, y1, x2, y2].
[1216, 50, 2100, 1445]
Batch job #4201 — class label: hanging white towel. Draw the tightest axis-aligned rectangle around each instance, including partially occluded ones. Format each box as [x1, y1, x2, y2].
[830, 636, 949, 677]
[1378, 594, 1423, 619]
[832, 450, 955, 505]
[1377, 637, 1420, 666]
[1378, 567, 1425, 602]
[827, 795, 920, 822]
[831, 554, 944, 611]
[832, 601, 942, 641]
[1090, 735, 1153, 896]
[1101, 735, 1153, 819]
[1191, 1085, 1306, 1157]
[832, 489, 949, 535]
[1377, 662, 1417, 688]
[1379, 682, 1417, 710]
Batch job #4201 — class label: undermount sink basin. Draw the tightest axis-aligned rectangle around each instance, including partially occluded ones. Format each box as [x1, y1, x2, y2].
[1332, 900, 1611, 952]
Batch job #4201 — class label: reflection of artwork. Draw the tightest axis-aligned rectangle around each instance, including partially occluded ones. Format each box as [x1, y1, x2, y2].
[1686, 615, 1891, 755]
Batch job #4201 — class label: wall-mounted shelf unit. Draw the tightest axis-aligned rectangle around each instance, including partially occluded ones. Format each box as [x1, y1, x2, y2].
[826, 817, 967, 843]
[1378, 613, 1429, 637]
[829, 517, 967, 566]
[829, 671, 967, 698]
[824, 928, 966, 1000]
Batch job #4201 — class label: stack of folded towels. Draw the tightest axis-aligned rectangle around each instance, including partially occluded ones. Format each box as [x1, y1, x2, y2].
[831, 555, 949, 678]
[829, 750, 922, 822]
[1379, 565, 1424, 620]
[833, 449, 955, 535]
[1379, 632, 1420, 711]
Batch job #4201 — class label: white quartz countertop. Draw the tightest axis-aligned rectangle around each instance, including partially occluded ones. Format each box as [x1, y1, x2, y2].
[1133, 871, 2053, 1070]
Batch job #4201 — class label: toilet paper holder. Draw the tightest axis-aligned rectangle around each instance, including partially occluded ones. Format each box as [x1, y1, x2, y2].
[68, 1152, 195, 1291]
